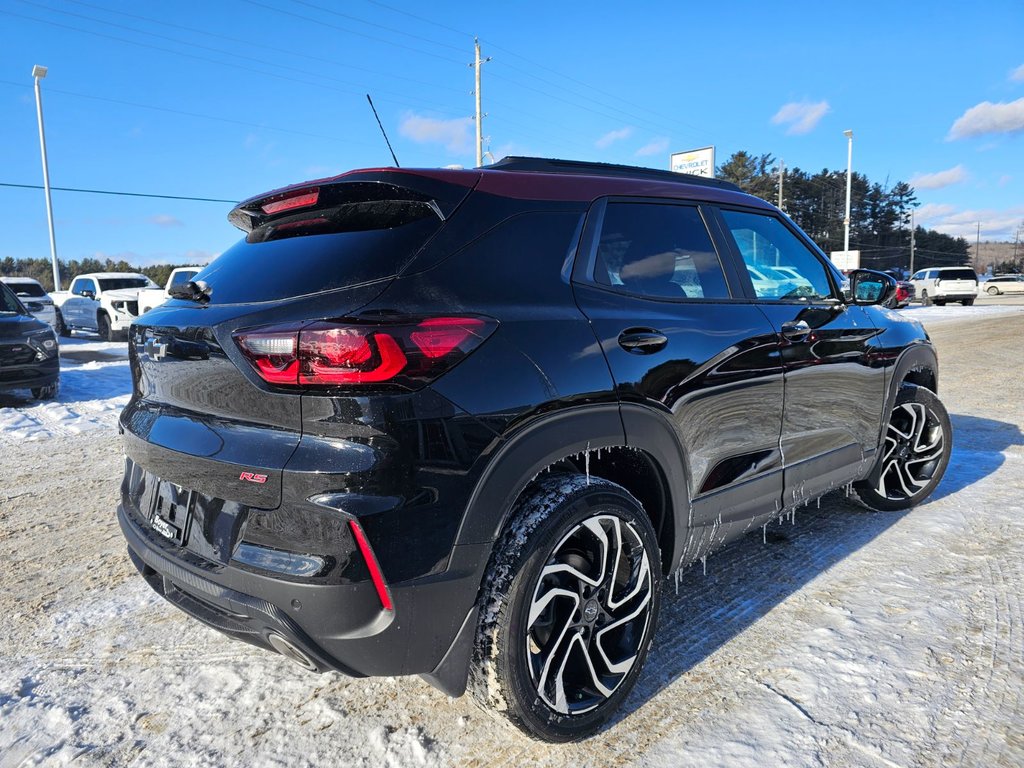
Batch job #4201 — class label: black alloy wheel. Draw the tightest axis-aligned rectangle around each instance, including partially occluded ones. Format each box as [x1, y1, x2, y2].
[97, 313, 115, 342]
[854, 385, 951, 511]
[471, 474, 661, 742]
[55, 309, 71, 337]
[32, 382, 59, 400]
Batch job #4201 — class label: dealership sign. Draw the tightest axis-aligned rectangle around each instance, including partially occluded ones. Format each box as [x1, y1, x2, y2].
[830, 250, 861, 271]
[670, 146, 715, 178]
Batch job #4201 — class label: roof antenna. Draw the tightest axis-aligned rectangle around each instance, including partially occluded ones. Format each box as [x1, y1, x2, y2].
[366, 94, 399, 168]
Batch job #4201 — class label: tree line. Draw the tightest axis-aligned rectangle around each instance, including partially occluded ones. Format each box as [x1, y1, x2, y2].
[0, 256, 188, 292]
[717, 151, 973, 273]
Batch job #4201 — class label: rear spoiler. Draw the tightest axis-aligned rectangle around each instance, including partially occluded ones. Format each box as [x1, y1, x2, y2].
[228, 170, 480, 234]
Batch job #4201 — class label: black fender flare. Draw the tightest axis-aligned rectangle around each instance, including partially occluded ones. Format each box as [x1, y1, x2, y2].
[453, 403, 627, 547]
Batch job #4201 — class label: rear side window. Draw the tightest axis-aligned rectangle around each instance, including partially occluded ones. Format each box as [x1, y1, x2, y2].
[720, 210, 833, 301]
[593, 202, 729, 300]
[98, 278, 151, 291]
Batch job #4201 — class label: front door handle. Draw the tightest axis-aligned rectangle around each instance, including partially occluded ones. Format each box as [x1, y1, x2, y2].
[618, 328, 668, 354]
[780, 320, 811, 341]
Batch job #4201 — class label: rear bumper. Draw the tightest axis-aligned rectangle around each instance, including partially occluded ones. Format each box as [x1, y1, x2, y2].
[118, 458, 488, 681]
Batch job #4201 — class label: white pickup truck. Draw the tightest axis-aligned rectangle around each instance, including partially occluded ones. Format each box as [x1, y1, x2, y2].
[136, 267, 203, 316]
[52, 272, 158, 341]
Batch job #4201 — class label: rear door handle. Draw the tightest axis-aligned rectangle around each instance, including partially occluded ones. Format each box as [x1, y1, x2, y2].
[618, 328, 668, 354]
[780, 320, 811, 341]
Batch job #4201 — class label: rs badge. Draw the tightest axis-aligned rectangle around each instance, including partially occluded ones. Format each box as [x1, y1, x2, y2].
[239, 472, 268, 484]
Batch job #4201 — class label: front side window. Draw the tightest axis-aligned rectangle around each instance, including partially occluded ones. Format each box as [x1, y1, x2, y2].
[719, 210, 833, 301]
[593, 202, 729, 300]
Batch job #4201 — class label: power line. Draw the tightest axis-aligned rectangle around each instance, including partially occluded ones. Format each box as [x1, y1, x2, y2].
[0, 79, 377, 146]
[0, 182, 236, 204]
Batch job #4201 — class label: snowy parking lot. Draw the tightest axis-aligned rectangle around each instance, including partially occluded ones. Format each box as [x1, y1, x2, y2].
[2, 306, 1023, 767]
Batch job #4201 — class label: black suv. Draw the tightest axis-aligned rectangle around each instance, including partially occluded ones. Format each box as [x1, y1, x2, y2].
[118, 158, 951, 741]
[0, 280, 59, 400]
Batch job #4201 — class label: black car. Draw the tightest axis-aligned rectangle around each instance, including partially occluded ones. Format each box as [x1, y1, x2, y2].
[117, 157, 951, 741]
[0, 280, 59, 399]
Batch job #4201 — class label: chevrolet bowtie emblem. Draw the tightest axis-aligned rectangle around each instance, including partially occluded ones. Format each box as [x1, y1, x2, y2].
[144, 338, 168, 360]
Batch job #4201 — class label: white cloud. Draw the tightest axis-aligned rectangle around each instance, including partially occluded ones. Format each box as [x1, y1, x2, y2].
[399, 113, 474, 154]
[595, 127, 633, 149]
[1011, 64, 1024, 82]
[770, 100, 830, 135]
[999, 174, 1012, 187]
[914, 203, 956, 224]
[917, 205, 1024, 240]
[948, 98, 1024, 139]
[148, 214, 183, 228]
[634, 137, 670, 157]
[909, 165, 968, 190]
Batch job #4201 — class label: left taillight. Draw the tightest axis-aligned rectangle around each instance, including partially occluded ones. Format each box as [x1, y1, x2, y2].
[233, 316, 496, 390]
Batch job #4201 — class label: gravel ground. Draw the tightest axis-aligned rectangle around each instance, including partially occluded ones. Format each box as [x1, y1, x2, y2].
[1, 312, 1022, 767]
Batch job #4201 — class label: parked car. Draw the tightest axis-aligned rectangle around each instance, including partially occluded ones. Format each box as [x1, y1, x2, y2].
[882, 269, 915, 308]
[0, 276, 57, 328]
[51, 272, 158, 340]
[137, 266, 203, 315]
[982, 274, 1024, 295]
[0, 280, 59, 399]
[117, 157, 951, 741]
[909, 266, 978, 305]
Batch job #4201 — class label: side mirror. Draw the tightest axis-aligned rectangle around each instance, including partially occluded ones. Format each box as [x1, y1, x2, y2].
[80, 289, 96, 300]
[848, 269, 898, 307]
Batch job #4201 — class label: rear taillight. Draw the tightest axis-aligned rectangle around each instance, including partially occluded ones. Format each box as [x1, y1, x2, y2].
[234, 316, 495, 389]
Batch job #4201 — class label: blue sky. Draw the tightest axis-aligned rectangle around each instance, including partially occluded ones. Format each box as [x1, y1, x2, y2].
[2, 0, 1022, 268]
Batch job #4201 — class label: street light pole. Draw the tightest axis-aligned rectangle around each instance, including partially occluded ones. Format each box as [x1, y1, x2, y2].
[843, 130, 853, 255]
[32, 64, 61, 292]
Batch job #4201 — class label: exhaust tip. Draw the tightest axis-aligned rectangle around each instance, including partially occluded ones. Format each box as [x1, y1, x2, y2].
[267, 632, 318, 672]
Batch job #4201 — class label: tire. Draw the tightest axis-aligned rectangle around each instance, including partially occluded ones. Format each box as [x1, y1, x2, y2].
[933, 299, 946, 306]
[961, 298, 975, 306]
[97, 312, 116, 342]
[470, 474, 661, 742]
[55, 309, 71, 337]
[31, 381, 59, 400]
[854, 385, 951, 512]
[987, 286, 1001, 295]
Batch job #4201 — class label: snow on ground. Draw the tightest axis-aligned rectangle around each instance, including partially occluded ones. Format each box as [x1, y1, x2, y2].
[0, 336, 130, 444]
[0, 315, 1022, 766]
[898, 302, 1024, 326]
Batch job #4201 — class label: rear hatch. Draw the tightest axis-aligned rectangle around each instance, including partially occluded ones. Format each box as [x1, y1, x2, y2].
[121, 170, 478, 518]
[937, 268, 977, 294]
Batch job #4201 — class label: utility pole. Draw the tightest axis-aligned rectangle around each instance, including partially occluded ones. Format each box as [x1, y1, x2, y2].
[843, 130, 854, 255]
[909, 208, 916, 276]
[976, 222, 981, 270]
[471, 39, 491, 168]
[32, 64, 60, 292]
[777, 158, 785, 210]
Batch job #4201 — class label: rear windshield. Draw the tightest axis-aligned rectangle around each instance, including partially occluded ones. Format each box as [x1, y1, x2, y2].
[194, 199, 445, 304]
[942, 269, 977, 281]
[99, 278, 151, 291]
[5, 281, 45, 297]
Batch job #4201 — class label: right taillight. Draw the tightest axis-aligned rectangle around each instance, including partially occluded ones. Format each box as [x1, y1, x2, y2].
[234, 316, 495, 390]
